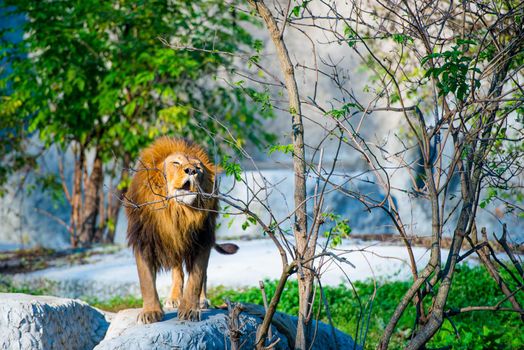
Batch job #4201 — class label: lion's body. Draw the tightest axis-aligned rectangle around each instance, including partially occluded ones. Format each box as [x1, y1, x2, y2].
[126, 138, 218, 272]
[125, 137, 225, 323]
[126, 198, 216, 272]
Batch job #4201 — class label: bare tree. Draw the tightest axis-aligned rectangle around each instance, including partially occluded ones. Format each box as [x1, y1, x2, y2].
[125, 0, 524, 348]
[245, 1, 314, 349]
[272, 0, 524, 348]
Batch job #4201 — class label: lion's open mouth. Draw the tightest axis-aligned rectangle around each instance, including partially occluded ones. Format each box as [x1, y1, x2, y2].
[181, 180, 192, 192]
[173, 180, 198, 206]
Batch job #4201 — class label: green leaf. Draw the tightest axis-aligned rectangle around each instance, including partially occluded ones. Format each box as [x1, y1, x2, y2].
[268, 144, 293, 155]
[291, 5, 300, 17]
[221, 155, 243, 181]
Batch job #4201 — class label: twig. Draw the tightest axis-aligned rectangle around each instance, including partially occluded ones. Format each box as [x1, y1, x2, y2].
[259, 281, 273, 340]
[495, 224, 524, 279]
[227, 299, 245, 350]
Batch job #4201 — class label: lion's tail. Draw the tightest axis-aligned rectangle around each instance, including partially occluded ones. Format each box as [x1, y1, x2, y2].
[214, 243, 239, 255]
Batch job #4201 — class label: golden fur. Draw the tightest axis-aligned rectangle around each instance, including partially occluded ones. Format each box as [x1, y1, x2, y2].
[125, 137, 233, 323]
[126, 137, 218, 272]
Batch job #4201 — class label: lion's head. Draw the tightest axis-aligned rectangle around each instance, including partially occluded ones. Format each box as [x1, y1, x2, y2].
[164, 152, 207, 205]
[130, 137, 217, 210]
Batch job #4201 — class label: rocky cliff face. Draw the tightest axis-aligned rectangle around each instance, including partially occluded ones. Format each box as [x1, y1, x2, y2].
[2, 166, 519, 249]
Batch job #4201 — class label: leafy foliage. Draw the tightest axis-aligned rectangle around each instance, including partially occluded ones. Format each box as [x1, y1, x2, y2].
[0, 0, 275, 193]
[289, 0, 311, 18]
[268, 143, 293, 155]
[422, 39, 481, 101]
[0, 0, 276, 246]
[322, 213, 352, 247]
[221, 154, 243, 181]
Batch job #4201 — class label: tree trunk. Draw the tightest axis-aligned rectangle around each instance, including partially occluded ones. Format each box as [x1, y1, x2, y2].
[78, 148, 103, 246]
[93, 169, 106, 244]
[406, 202, 472, 350]
[70, 143, 85, 248]
[246, 1, 309, 349]
[405, 42, 516, 348]
[105, 153, 131, 243]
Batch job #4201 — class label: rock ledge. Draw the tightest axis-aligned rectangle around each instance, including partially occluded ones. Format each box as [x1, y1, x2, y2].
[0, 293, 358, 350]
[0, 293, 109, 350]
[95, 305, 358, 350]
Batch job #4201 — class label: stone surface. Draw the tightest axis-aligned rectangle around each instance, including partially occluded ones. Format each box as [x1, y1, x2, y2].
[0, 293, 109, 350]
[95, 305, 359, 350]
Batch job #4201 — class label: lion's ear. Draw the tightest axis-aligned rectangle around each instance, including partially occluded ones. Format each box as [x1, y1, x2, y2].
[204, 163, 222, 175]
[202, 163, 222, 180]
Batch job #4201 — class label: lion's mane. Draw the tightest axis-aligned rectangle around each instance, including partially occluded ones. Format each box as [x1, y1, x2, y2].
[125, 137, 218, 272]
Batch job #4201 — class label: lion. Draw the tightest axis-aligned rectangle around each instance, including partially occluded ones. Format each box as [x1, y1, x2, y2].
[126, 137, 238, 323]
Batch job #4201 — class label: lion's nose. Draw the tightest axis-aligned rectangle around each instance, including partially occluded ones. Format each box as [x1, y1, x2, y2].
[184, 167, 197, 175]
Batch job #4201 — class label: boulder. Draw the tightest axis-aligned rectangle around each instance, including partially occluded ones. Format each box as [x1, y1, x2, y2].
[95, 305, 359, 350]
[0, 293, 109, 350]
[0, 292, 358, 350]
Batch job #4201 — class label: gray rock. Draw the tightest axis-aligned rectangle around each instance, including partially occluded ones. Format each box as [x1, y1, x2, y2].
[95, 305, 359, 350]
[0, 293, 109, 350]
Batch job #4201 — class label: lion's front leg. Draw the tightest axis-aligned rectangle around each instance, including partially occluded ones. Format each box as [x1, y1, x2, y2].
[178, 248, 211, 321]
[164, 264, 184, 309]
[135, 252, 164, 324]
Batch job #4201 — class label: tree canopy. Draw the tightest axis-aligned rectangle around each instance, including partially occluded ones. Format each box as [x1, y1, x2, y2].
[0, 0, 273, 245]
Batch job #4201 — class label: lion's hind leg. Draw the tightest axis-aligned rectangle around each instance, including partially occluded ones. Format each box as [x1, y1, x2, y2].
[199, 272, 210, 309]
[164, 264, 184, 309]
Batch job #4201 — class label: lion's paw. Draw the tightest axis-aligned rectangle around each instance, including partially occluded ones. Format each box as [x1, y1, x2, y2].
[138, 308, 164, 324]
[178, 303, 201, 321]
[164, 298, 180, 309]
[199, 298, 210, 309]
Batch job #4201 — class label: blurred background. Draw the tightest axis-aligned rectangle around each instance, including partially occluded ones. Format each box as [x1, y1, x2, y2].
[0, 0, 521, 251]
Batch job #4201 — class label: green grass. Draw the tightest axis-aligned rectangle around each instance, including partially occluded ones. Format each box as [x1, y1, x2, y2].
[208, 265, 523, 350]
[1, 265, 521, 349]
[86, 295, 143, 312]
[0, 279, 50, 296]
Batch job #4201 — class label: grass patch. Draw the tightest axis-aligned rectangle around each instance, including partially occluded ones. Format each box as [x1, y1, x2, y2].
[0, 277, 143, 313]
[209, 265, 523, 350]
[1, 265, 521, 349]
[0, 278, 50, 296]
[86, 295, 143, 312]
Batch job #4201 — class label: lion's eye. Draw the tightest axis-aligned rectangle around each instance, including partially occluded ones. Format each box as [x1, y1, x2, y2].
[172, 161, 180, 166]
